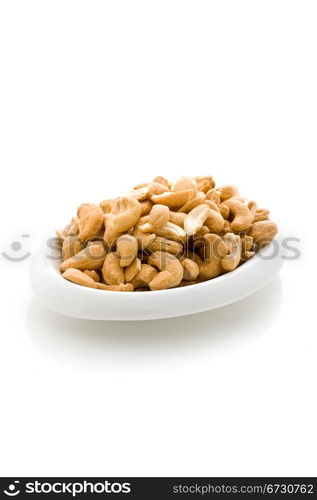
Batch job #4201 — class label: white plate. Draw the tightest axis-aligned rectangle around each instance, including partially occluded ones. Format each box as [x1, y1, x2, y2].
[30, 236, 283, 321]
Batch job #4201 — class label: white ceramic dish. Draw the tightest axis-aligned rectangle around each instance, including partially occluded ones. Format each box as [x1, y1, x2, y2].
[30, 235, 284, 320]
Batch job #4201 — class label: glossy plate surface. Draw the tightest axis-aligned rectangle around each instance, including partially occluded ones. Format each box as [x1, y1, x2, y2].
[30, 236, 284, 320]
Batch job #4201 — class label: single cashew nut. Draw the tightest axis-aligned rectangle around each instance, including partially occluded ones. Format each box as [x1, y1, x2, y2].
[168, 211, 186, 227]
[60, 243, 106, 272]
[178, 191, 206, 213]
[205, 188, 221, 205]
[241, 235, 253, 252]
[131, 263, 158, 287]
[62, 268, 98, 288]
[222, 233, 242, 272]
[139, 200, 153, 216]
[194, 176, 215, 193]
[62, 236, 83, 261]
[77, 203, 104, 242]
[124, 258, 142, 282]
[152, 176, 170, 188]
[184, 204, 211, 236]
[199, 234, 228, 280]
[147, 237, 183, 255]
[248, 220, 278, 245]
[247, 200, 257, 221]
[205, 209, 225, 233]
[254, 208, 270, 223]
[149, 204, 170, 228]
[174, 176, 198, 195]
[241, 250, 255, 261]
[96, 283, 134, 292]
[151, 189, 194, 209]
[219, 203, 230, 219]
[83, 270, 100, 282]
[100, 199, 116, 213]
[111, 196, 142, 232]
[132, 225, 156, 250]
[139, 221, 186, 242]
[148, 251, 184, 290]
[180, 258, 200, 281]
[222, 198, 253, 232]
[102, 252, 125, 285]
[116, 234, 138, 267]
[103, 213, 124, 248]
[219, 185, 239, 202]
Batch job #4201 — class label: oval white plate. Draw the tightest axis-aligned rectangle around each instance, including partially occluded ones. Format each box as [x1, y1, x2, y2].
[30, 235, 284, 321]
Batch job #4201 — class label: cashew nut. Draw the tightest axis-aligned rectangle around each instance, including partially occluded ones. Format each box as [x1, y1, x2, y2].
[248, 220, 278, 246]
[174, 176, 198, 195]
[149, 204, 170, 228]
[62, 236, 83, 261]
[147, 237, 183, 255]
[151, 189, 194, 209]
[124, 258, 142, 283]
[205, 209, 225, 233]
[199, 234, 228, 280]
[222, 233, 242, 272]
[138, 221, 186, 242]
[219, 184, 239, 201]
[184, 204, 211, 236]
[111, 196, 141, 232]
[77, 203, 104, 242]
[222, 197, 253, 232]
[148, 251, 184, 290]
[131, 263, 158, 287]
[116, 234, 138, 267]
[60, 243, 107, 272]
[102, 252, 125, 285]
[180, 258, 200, 281]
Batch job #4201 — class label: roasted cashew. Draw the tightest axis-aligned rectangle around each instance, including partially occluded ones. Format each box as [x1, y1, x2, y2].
[60, 243, 107, 272]
[222, 233, 242, 272]
[168, 211, 186, 227]
[83, 270, 100, 282]
[131, 263, 158, 287]
[132, 225, 156, 250]
[205, 188, 221, 205]
[184, 204, 211, 236]
[116, 234, 138, 267]
[194, 176, 215, 193]
[62, 236, 83, 261]
[63, 268, 99, 288]
[149, 204, 170, 228]
[138, 221, 186, 242]
[77, 203, 104, 242]
[222, 197, 253, 232]
[111, 196, 141, 232]
[148, 251, 184, 290]
[139, 200, 153, 215]
[205, 209, 225, 233]
[253, 208, 270, 222]
[147, 237, 183, 255]
[124, 258, 142, 282]
[179, 258, 200, 281]
[248, 220, 278, 246]
[199, 234, 228, 280]
[102, 252, 125, 285]
[177, 191, 206, 213]
[219, 184, 239, 201]
[174, 176, 198, 195]
[151, 189, 194, 209]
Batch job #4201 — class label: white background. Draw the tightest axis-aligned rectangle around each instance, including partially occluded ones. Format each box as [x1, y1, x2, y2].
[0, 0, 316, 477]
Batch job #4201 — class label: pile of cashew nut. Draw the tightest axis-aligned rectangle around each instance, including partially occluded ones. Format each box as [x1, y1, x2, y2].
[56, 176, 278, 292]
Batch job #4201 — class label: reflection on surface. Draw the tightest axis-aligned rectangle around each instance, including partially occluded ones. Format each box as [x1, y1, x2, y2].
[26, 276, 282, 371]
